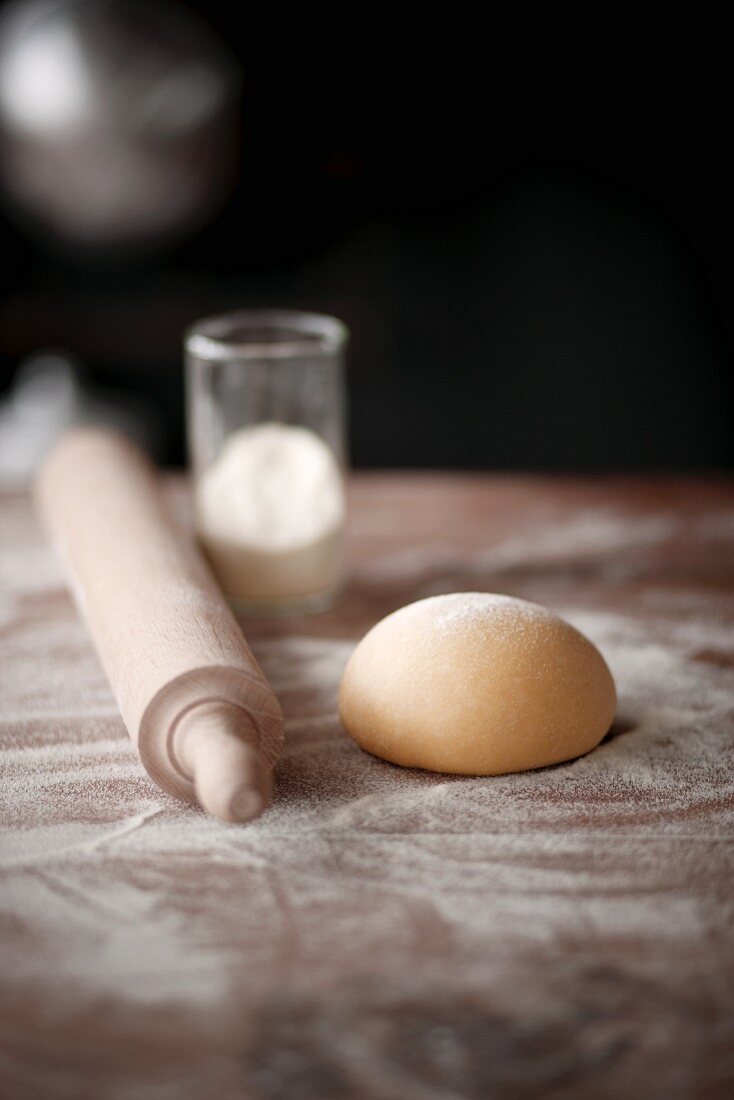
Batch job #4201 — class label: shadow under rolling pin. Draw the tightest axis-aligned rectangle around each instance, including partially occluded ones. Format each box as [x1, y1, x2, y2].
[36, 428, 284, 823]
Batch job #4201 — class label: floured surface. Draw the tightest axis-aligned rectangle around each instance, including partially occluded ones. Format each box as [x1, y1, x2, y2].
[1, 476, 734, 1099]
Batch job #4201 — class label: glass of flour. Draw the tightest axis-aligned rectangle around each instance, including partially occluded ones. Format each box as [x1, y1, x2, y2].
[186, 310, 348, 614]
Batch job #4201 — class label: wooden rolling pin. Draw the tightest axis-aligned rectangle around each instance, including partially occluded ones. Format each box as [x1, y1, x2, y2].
[36, 428, 284, 824]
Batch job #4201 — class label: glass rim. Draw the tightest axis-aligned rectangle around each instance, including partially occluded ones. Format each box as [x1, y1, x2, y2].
[185, 309, 348, 361]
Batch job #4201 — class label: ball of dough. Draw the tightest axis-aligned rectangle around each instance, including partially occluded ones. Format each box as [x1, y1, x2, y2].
[339, 592, 616, 775]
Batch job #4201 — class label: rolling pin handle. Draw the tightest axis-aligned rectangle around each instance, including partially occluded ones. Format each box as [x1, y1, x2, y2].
[172, 701, 273, 824]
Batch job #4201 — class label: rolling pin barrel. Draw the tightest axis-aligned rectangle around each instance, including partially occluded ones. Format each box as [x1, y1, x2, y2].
[36, 428, 284, 823]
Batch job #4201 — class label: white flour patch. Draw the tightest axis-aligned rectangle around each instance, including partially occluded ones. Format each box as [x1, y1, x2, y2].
[361, 512, 689, 608]
[363, 510, 679, 587]
[0, 500, 64, 600]
[476, 511, 679, 565]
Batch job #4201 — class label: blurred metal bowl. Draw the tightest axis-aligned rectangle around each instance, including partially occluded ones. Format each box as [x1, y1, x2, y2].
[0, 0, 241, 251]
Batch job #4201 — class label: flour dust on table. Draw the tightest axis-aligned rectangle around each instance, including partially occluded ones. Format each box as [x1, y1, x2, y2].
[2, 610, 732, 964]
[1, 477, 733, 1098]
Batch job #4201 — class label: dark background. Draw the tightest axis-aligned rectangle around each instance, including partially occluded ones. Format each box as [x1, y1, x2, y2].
[1, 4, 732, 469]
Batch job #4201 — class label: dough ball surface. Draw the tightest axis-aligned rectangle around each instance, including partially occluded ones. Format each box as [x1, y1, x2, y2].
[339, 592, 616, 775]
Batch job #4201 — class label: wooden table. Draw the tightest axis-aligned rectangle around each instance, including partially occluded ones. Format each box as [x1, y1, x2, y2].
[1, 475, 733, 1099]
